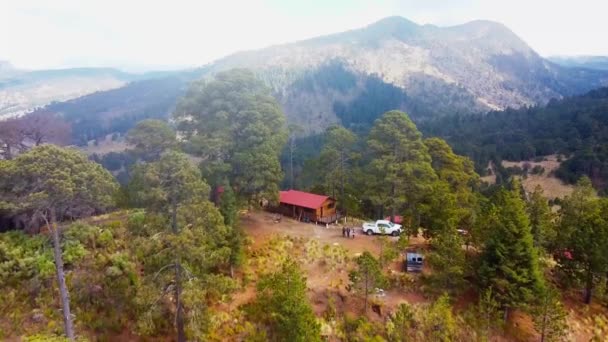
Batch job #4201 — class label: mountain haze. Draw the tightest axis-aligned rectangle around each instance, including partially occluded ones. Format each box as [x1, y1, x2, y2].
[25, 16, 608, 138]
[548, 55, 608, 71]
[202, 16, 608, 132]
[0, 64, 183, 120]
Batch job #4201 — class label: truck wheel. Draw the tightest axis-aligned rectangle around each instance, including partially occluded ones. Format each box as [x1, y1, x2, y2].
[366, 230, 373, 236]
[392, 231, 399, 237]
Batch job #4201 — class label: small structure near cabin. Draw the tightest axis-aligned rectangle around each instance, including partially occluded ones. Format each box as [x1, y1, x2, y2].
[275, 190, 341, 224]
[404, 252, 424, 272]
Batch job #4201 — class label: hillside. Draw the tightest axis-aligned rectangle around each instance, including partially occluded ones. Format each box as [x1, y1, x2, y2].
[204, 17, 608, 132]
[421, 87, 608, 193]
[33, 16, 608, 138]
[41, 70, 204, 145]
[549, 55, 608, 71]
[0, 64, 183, 120]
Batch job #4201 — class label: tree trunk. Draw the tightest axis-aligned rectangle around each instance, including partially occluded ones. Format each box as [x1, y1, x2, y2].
[289, 138, 295, 189]
[175, 260, 185, 342]
[364, 270, 369, 314]
[171, 200, 186, 342]
[390, 183, 396, 223]
[48, 211, 76, 341]
[584, 268, 593, 304]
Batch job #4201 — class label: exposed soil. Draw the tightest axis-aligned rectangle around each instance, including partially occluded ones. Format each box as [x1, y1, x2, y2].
[240, 212, 431, 319]
[238, 211, 607, 341]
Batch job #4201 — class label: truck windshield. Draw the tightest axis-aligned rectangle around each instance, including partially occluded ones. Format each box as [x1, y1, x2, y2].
[388, 222, 394, 227]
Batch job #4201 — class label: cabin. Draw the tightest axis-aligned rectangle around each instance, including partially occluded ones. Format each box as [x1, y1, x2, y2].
[275, 190, 340, 224]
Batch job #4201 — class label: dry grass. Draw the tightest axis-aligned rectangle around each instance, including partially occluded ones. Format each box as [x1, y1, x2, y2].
[502, 155, 574, 199]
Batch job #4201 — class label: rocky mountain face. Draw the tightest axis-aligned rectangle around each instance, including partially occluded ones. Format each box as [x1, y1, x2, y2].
[201, 16, 608, 133]
[22, 16, 608, 137]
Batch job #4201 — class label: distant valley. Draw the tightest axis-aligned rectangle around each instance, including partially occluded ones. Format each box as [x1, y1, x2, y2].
[548, 55, 608, 71]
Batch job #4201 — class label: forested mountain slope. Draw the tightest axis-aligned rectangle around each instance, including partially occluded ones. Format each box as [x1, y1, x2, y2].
[420, 87, 608, 192]
[204, 16, 608, 132]
[0, 63, 179, 120]
[35, 16, 608, 139]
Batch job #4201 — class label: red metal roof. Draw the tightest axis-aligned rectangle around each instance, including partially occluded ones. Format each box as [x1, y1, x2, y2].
[279, 190, 331, 209]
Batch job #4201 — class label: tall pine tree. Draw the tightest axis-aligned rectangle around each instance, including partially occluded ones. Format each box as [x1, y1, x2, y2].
[555, 177, 608, 304]
[526, 185, 555, 251]
[478, 180, 544, 319]
[367, 110, 437, 234]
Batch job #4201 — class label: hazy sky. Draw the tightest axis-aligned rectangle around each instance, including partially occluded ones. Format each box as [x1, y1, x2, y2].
[1, 0, 607, 71]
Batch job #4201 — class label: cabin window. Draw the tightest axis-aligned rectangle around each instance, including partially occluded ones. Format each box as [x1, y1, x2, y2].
[327, 202, 335, 209]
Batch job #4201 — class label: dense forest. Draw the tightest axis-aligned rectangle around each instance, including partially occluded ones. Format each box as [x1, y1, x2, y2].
[1, 69, 608, 341]
[419, 87, 608, 192]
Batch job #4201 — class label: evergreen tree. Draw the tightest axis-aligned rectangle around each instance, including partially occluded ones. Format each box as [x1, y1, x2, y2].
[318, 126, 358, 212]
[426, 230, 466, 295]
[126, 119, 176, 161]
[174, 69, 288, 204]
[418, 294, 458, 342]
[424, 137, 479, 234]
[527, 185, 555, 251]
[349, 251, 387, 313]
[219, 184, 245, 278]
[367, 110, 437, 234]
[532, 286, 569, 342]
[555, 177, 608, 304]
[386, 303, 416, 342]
[0, 145, 118, 340]
[136, 151, 211, 341]
[248, 260, 321, 342]
[477, 180, 544, 319]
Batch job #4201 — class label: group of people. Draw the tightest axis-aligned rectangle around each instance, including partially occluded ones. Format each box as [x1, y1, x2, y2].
[342, 226, 356, 239]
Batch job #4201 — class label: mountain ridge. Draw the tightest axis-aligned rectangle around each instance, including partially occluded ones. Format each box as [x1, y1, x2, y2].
[14, 16, 608, 137]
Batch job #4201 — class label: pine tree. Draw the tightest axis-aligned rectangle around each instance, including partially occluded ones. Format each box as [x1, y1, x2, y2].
[477, 180, 544, 319]
[174, 69, 288, 205]
[532, 286, 569, 342]
[0, 145, 118, 340]
[386, 303, 415, 342]
[527, 185, 555, 251]
[367, 110, 437, 235]
[555, 177, 608, 304]
[125, 119, 176, 161]
[318, 126, 358, 212]
[248, 260, 321, 342]
[136, 151, 211, 341]
[426, 230, 466, 295]
[424, 137, 479, 234]
[418, 294, 458, 342]
[349, 251, 387, 313]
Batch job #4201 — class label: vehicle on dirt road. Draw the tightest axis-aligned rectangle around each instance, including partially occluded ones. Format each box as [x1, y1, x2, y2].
[362, 220, 402, 236]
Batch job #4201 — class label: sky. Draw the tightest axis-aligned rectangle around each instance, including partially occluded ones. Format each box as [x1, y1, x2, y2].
[1, 0, 607, 71]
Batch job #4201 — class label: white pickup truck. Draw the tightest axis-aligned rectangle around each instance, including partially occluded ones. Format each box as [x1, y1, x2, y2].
[362, 220, 402, 236]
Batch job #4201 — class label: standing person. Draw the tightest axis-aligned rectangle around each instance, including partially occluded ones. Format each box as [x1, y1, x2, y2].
[351, 228, 355, 239]
[346, 227, 351, 238]
[342, 226, 346, 237]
